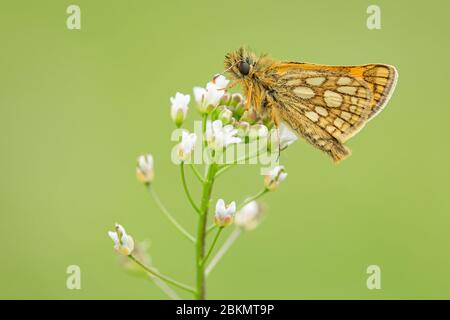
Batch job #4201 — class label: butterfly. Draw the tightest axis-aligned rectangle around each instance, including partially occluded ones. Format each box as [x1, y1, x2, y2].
[224, 47, 398, 162]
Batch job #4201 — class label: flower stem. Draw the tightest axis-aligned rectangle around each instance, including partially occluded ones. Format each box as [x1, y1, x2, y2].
[202, 227, 223, 266]
[180, 162, 201, 214]
[238, 188, 269, 210]
[149, 186, 195, 243]
[206, 223, 217, 235]
[148, 275, 182, 300]
[205, 228, 242, 277]
[128, 255, 196, 294]
[214, 164, 233, 178]
[189, 163, 204, 183]
[202, 113, 208, 148]
[195, 163, 217, 300]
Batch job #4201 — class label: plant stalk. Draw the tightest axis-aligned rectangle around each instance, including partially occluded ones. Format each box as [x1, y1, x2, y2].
[195, 163, 217, 299]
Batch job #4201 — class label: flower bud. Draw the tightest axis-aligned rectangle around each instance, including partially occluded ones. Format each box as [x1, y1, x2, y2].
[264, 165, 288, 191]
[235, 201, 264, 231]
[136, 154, 154, 184]
[230, 93, 244, 107]
[219, 93, 231, 106]
[170, 92, 190, 127]
[218, 107, 233, 125]
[108, 223, 135, 256]
[214, 199, 236, 227]
[235, 121, 250, 138]
[240, 108, 258, 124]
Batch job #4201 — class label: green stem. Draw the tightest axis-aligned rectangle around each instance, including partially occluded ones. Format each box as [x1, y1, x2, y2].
[214, 146, 267, 179]
[149, 186, 195, 243]
[128, 255, 196, 294]
[205, 228, 242, 277]
[202, 227, 223, 266]
[238, 188, 269, 210]
[195, 163, 217, 300]
[148, 275, 182, 300]
[180, 162, 201, 214]
[214, 164, 233, 179]
[202, 113, 208, 148]
[206, 223, 217, 235]
[219, 145, 266, 168]
[189, 164, 204, 183]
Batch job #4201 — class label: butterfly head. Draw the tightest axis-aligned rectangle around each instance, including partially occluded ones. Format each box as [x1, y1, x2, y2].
[224, 47, 257, 79]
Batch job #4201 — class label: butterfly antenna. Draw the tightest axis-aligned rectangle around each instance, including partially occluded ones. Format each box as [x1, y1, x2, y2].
[214, 60, 243, 81]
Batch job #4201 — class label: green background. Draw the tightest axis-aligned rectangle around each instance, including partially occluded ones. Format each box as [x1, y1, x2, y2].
[1, 0, 449, 299]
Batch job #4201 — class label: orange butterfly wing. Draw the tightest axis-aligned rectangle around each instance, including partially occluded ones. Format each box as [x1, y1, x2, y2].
[273, 62, 398, 121]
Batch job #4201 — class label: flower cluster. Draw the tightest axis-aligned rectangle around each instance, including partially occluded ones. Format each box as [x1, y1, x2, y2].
[169, 75, 297, 164]
[108, 74, 296, 300]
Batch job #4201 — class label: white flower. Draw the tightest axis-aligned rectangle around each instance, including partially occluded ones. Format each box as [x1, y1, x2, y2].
[108, 223, 135, 256]
[170, 92, 190, 127]
[235, 201, 264, 231]
[206, 120, 241, 151]
[214, 199, 236, 227]
[264, 165, 288, 191]
[193, 76, 229, 113]
[210, 74, 230, 90]
[277, 123, 298, 150]
[136, 154, 154, 184]
[177, 130, 197, 161]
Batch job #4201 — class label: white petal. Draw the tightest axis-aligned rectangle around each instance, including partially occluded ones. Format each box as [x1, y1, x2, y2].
[108, 231, 119, 244]
[193, 87, 206, 105]
[215, 199, 226, 215]
[227, 201, 236, 215]
[212, 120, 223, 132]
[115, 223, 126, 235]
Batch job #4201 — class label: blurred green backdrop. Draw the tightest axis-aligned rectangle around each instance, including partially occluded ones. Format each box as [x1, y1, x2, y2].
[1, 0, 449, 299]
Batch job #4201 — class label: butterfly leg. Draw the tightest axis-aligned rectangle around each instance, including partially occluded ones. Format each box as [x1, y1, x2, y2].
[245, 82, 253, 110]
[226, 79, 240, 90]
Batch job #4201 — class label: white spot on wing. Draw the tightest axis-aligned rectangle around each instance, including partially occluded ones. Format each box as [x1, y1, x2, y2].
[306, 77, 326, 86]
[293, 87, 315, 99]
[337, 86, 358, 95]
[324, 90, 343, 108]
[337, 77, 352, 85]
[305, 111, 319, 122]
[315, 106, 328, 116]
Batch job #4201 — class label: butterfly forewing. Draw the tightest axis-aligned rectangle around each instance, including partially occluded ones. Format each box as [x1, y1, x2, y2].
[271, 63, 397, 143]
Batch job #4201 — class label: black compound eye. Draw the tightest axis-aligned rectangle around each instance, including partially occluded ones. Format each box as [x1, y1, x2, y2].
[238, 61, 250, 75]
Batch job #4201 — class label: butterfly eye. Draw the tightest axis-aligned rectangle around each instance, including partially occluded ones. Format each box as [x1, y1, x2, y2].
[238, 61, 250, 75]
